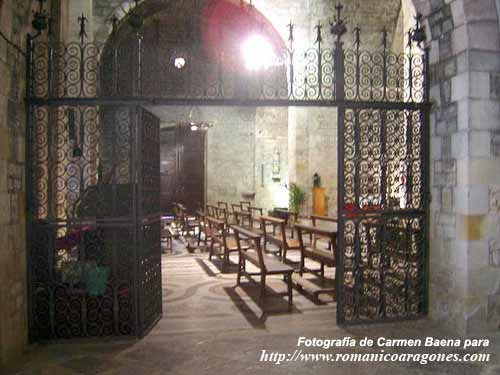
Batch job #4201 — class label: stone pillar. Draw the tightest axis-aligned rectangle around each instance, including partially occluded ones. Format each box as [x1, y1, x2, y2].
[0, 0, 31, 367]
[424, 0, 500, 335]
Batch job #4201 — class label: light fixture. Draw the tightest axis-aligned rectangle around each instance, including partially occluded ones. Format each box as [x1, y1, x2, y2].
[242, 34, 277, 71]
[174, 56, 186, 69]
[180, 107, 214, 132]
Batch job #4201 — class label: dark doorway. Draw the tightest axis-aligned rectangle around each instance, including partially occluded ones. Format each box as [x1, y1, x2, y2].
[160, 125, 206, 215]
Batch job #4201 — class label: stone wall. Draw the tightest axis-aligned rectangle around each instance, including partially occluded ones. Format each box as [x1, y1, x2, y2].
[420, 0, 500, 335]
[288, 107, 338, 216]
[0, 0, 31, 367]
[205, 107, 257, 206]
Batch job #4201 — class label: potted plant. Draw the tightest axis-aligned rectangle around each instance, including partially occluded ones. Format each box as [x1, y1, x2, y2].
[289, 183, 306, 216]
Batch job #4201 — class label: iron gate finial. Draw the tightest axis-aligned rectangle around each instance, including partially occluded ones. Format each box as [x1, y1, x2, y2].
[78, 13, 88, 44]
[330, 2, 347, 40]
[411, 14, 426, 48]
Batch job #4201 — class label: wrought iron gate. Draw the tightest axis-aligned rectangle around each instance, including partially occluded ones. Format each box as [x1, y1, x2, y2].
[26, 2, 430, 340]
[27, 103, 161, 340]
[334, 14, 431, 324]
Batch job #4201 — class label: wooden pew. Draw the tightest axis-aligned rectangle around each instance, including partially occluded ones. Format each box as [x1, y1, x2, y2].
[248, 206, 265, 235]
[233, 209, 252, 230]
[260, 215, 301, 262]
[217, 201, 229, 211]
[310, 214, 338, 249]
[240, 201, 251, 211]
[207, 216, 248, 272]
[196, 210, 209, 247]
[231, 203, 242, 213]
[232, 225, 294, 307]
[177, 203, 200, 237]
[206, 204, 219, 218]
[293, 223, 337, 301]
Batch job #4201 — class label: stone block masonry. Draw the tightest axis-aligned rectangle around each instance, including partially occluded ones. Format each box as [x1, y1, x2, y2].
[0, 0, 30, 368]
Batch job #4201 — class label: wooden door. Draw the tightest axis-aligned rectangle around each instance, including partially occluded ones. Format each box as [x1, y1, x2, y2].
[160, 128, 177, 214]
[160, 126, 205, 214]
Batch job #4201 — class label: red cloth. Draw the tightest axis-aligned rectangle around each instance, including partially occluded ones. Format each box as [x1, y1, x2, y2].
[55, 226, 93, 250]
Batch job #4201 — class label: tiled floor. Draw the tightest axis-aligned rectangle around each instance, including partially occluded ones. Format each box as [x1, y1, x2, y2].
[4, 238, 500, 375]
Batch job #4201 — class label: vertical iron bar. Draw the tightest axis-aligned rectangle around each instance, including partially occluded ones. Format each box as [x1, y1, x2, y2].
[422, 46, 431, 315]
[407, 31, 413, 102]
[380, 110, 387, 209]
[47, 40, 53, 97]
[332, 1, 347, 325]
[25, 33, 34, 342]
[130, 106, 140, 336]
[288, 22, 294, 99]
[316, 23, 323, 99]
[354, 27, 360, 100]
[354, 109, 360, 209]
[406, 111, 413, 210]
[382, 28, 388, 101]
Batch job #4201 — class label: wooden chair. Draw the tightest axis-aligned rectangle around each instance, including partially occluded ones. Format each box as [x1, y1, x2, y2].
[260, 215, 301, 262]
[295, 223, 337, 290]
[232, 225, 294, 307]
[207, 216, 248, 272]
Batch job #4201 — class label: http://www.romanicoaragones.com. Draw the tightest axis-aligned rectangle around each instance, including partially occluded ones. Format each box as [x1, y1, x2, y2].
[259, 336, 492, 365]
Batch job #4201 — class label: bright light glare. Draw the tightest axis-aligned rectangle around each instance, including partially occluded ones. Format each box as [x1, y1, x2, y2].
[242, 35, 277, 71]
[174, 57, 186, 69]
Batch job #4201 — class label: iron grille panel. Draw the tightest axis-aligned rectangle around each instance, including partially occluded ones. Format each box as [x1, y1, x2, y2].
[28, 104, 161, 340]
[338, 106, 428, 324]
[26, 10, 430, 336]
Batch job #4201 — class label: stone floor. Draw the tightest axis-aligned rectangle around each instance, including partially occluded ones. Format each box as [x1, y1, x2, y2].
[4, 237, 500, 375]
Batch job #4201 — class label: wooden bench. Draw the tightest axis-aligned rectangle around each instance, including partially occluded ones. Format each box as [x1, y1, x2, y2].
[206, 204, 219, 218]
[196, 210, 209, 247]
[207, 216, 246, 272]
[293, 223, 337, 301]
[217, 201, 229, 211]
[248, 206, 265, 235]
[233, 209, 252, 230]
[231, 203, 242, 213]
[310, 214, 338, 249]
[240, 201, 251, 211]
[260, 215, 301, 262]
[232, 225, 294, 307]
[177, 203, 200, 237]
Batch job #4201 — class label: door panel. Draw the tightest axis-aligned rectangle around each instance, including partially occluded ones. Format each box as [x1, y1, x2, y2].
[337, 107, 429, 325]
[160, 126, 205, 215]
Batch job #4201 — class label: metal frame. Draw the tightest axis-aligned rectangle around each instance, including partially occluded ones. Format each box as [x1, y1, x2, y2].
[25, 2, 430, 340]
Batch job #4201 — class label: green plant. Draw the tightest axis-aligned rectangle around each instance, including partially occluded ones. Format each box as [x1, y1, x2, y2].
[289, 183, 306, 214]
